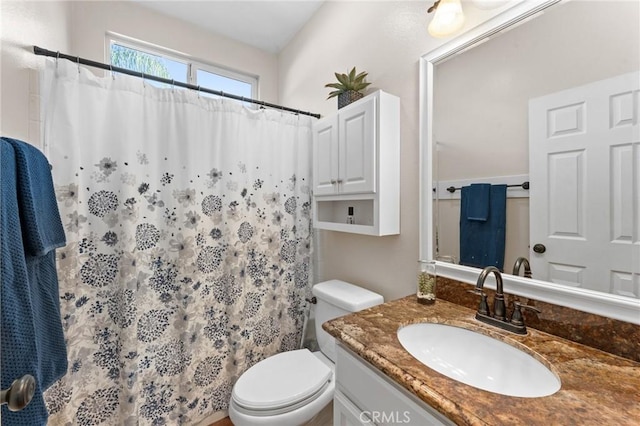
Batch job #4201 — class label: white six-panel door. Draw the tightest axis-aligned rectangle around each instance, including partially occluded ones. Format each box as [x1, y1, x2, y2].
[529, 71, 640, 298]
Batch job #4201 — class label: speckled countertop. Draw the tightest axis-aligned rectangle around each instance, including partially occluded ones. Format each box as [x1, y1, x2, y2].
[323, 296, 640, 426]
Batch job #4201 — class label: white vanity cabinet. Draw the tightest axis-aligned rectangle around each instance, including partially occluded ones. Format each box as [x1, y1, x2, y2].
[334, 344, 454, 426]
[312, 90, 400, 236]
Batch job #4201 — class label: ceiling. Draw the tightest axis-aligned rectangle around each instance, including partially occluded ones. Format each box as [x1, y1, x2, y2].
[133, 0, 325, 54]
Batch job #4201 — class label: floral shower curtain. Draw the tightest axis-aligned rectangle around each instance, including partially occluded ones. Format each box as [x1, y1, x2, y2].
[40, 59, 313, 425]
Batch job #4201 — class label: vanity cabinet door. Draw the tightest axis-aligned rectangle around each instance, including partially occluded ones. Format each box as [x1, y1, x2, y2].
[335, 344, 455, 426]
[334, 391, 371, 426]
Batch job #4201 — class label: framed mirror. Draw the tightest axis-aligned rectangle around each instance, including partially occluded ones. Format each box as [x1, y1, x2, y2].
[419, 0, 640, 324]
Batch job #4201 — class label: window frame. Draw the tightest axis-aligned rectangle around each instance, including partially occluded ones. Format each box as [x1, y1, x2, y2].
[106, 33, 258, 100]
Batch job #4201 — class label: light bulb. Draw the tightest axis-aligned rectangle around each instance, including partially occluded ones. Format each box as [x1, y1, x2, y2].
[428, 0, 465, 38]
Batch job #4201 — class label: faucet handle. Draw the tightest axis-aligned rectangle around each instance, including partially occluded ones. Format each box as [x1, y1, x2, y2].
[510, 301, 541, 326]
[467, 289, 489, 316]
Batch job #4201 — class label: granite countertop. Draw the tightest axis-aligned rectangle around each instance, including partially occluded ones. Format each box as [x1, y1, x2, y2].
[323, 296, 640, 425]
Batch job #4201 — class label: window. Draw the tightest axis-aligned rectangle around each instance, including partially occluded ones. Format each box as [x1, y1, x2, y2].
[196, 69, 253, 100]
[110, 42, 188, 88]
[108, 35, 257, 99]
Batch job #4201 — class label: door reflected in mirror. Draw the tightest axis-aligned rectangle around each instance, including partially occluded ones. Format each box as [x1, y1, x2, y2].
[432, 0, 639, 298]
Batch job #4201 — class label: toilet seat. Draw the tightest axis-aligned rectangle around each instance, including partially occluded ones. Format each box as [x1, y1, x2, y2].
[232, 349, 332, 415]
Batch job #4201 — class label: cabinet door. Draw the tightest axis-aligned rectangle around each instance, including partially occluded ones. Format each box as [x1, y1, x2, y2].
[336, 345, 455, 426]
[339, 96, 376, 194]
[334, 391, 371, 426]
[313, 115, 339, 195]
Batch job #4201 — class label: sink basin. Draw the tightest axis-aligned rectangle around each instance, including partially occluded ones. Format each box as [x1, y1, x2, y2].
[397, 323, 561, 398]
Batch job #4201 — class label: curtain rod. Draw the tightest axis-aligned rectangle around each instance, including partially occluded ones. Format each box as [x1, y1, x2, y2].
[33, 46, 321, 119]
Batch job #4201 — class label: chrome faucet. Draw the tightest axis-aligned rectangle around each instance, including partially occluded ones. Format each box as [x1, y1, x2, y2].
[512, 257, 532, 278]
[469, 266, 540, 335]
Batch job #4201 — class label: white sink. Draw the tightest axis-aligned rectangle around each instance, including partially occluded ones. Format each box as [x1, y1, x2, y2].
[397, 323, 561, 398]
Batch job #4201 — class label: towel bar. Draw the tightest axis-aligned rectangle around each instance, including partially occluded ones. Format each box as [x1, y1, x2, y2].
[443, 181, 529, 193]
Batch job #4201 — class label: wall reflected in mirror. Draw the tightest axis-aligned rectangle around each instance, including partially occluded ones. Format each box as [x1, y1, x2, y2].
[432, 0, 639, 297]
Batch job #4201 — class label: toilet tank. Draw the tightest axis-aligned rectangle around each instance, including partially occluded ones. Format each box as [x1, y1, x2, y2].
[312, 280, 384, 362]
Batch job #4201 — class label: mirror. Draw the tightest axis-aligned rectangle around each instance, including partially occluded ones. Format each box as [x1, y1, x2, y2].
[420, 0, 640, 324]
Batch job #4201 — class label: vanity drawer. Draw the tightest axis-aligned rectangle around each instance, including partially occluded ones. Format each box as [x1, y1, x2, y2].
[335, 344, 454, 426]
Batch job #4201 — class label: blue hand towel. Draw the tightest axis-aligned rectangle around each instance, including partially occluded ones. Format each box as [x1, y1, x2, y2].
[1, 138, 67, 425]
[466, 183, 491, 221]
[460, 184, 507, 270]
[3, 137, 66, 256]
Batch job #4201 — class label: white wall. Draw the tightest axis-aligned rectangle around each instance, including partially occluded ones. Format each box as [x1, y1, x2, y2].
[278, 1, 513, 301]
[1, 0, 71, 146]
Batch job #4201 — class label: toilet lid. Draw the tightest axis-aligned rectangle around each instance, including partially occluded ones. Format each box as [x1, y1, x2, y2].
[232, 349, 332, 411]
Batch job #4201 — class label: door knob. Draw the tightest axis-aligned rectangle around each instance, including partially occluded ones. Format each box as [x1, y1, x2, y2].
[533, 243, 546, 254]
[1, 374, 36, 412]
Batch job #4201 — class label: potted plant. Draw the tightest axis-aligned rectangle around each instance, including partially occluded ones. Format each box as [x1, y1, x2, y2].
[325, 67, 371, 109]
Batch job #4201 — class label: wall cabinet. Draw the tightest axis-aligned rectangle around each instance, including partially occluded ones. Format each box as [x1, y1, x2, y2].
[314, 97, 375, 196]
[334, 344, 454, 426]
[312, 90, 399, 236]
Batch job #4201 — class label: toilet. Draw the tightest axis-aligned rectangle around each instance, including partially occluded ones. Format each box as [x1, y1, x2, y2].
[228, 280, 384, 426]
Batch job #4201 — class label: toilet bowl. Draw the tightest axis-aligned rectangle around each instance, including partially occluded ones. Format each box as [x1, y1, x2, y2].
[229, 350, 334, 425]
[228, 280, 384, 426]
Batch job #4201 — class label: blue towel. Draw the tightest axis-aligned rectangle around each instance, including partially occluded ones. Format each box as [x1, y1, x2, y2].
[460, 184, 506, 270]
[1, 137, 67, 425]
[466, 183, 491, 221]
[4, 137, 65, 256]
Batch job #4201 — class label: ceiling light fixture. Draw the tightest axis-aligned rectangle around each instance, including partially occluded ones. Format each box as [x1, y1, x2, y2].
[427, 0, 465, 38]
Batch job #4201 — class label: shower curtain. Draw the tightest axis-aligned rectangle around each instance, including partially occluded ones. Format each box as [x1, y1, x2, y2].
[40, 59, 313, 425]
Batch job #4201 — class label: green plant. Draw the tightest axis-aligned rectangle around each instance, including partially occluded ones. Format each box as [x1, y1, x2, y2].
[325, 67, 371, 99]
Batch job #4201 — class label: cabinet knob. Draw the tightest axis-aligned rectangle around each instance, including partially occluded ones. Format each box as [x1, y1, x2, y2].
[330, 180, 337, 185]
[336, 179, 343, 184]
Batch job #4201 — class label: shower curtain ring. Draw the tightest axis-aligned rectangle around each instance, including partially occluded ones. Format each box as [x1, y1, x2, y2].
[171, 79, 175, 91]
[55, 51, 60, 68]
[76, 56, 81, 74]
[110, 64, 115, 80]
[197, 86, 201, 98]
